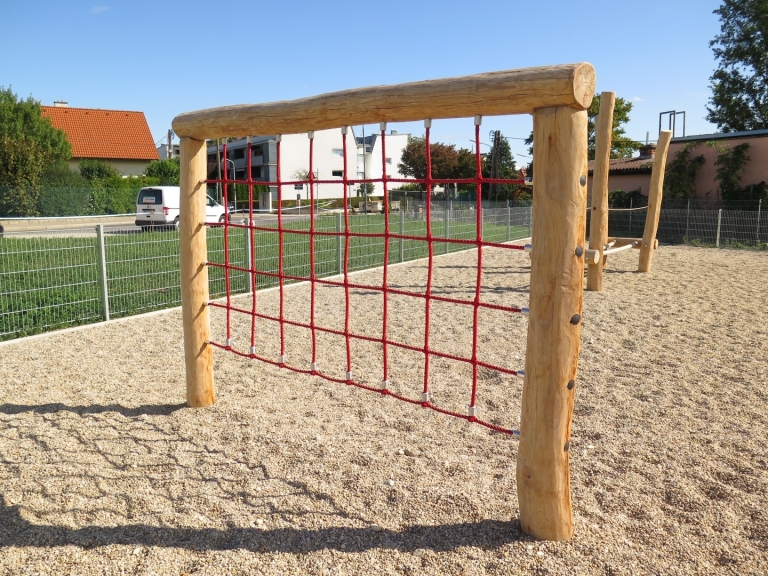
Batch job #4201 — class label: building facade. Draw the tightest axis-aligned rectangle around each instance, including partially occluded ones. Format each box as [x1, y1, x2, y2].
[587, 129, 768, 206]
[206, 128, 410, 208]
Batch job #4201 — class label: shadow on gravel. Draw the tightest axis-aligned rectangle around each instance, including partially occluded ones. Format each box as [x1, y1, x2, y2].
[0, 403, 186, 417]
[0, 495, 524, 552]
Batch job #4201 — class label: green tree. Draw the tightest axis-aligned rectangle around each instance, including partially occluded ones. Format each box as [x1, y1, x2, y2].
[0, 87, 71, 215]
[79, 159, 120, 181]
[714, 142, 751, 204]
[398, 136, 475, 194]
[484, 132, 518, 202]
[0, 134, 49, 216]
[664, 142, 707, 202]
[706, 0, 768, 131]
[524, 93, 640, 163]
[145, 158, 180, 185]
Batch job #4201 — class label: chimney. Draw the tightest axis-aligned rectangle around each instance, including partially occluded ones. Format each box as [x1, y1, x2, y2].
[638, 143, 656, 159]
[53, 100, 68, 107]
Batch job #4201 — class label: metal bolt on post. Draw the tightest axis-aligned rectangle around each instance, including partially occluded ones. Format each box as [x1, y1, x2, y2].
[336, 212, 343, 274]
[95, 224, 110, 321]
[716, 208, 722, 248]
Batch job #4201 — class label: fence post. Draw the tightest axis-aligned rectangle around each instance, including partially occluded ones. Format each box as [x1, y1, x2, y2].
[245, 220, 253, 294]
[628, 199, 633, 233]
[506, 199, 511, 241]
[528, 206, 533, 237]
[336, 212, 343, 274]
[445, 199, 451, 254]
[685, 198, 690, 238]
[716, 209, 722, 248]
[399, 209, 405, 262]
[757, 199, 762, 244]
[95, 224, 110, 321]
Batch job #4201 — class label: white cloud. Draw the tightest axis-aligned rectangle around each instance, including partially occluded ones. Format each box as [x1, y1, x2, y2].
[91, 5, 109, 14]
[631, 96, 644, 102]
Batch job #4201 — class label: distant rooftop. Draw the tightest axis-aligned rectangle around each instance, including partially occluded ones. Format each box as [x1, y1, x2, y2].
[41, 105, 159, 161]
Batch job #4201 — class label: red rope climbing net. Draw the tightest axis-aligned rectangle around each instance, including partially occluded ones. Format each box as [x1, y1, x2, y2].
[206, 120, 529, 435]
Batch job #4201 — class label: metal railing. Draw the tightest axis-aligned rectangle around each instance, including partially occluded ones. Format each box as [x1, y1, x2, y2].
[0, 203, 532, 342]
[592, 203, 767, 248]
[3, 203, 763, 343]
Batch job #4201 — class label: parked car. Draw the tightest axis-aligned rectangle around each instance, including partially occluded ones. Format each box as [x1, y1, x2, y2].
[135, 186, 229, 231]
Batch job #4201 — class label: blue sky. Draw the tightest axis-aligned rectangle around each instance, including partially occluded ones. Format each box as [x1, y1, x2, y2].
[1, 0, 723, 160]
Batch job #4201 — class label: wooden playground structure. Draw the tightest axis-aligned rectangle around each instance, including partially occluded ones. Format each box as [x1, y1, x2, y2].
[586, 91, 672, 290]
[174, 63, 596, 542]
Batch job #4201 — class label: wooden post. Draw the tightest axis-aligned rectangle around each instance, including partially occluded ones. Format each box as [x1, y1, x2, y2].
[179, 137, 215, 407]
[516, 105, 588, 541]
[638, 130, 672, 272]
[586, 91, 615, 291]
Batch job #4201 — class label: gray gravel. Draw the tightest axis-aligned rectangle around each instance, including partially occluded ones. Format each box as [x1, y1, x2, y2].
[1, 245, 767, 575]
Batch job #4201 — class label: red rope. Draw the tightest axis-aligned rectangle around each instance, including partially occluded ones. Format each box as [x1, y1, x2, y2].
[204, 120, 529, 437]
[422, 122, 434, 401]
[247, 138, 258, 353]
[470, 122, 483, 408]
[381, 124, 390, 385]
[342, 129, 352, 376]
[211, 340, 518, 435]
[308, 133, 318, 370]
[277, 137, 285, 361]
[222, 140, 232, 345]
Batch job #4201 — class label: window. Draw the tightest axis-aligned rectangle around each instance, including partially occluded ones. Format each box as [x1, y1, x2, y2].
[251, 166, 262, 179]
[385, 157, 392, 165]
[252, 144, 264, 157]
[332, 170, 343, 177]
[332, 149, 344, 156]
[233, 148, 245, 160]
[235, 169, 246, 180]
[137, 188, 161, 205]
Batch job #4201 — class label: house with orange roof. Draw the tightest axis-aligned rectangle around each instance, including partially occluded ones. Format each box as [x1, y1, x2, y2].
[41, 102, 159, 176]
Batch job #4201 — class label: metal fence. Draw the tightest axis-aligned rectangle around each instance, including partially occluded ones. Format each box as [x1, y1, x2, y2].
[3, 203, 764, 343]
[0, 204, 532, 342]
[595, 204, 768, 248]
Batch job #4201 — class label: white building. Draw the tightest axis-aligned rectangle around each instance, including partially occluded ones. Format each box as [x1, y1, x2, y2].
[207, 128, 410, 209]
[356, 130, 410, 196]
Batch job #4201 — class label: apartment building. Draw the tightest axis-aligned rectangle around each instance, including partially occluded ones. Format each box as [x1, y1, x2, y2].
[207, 128, 410, 208]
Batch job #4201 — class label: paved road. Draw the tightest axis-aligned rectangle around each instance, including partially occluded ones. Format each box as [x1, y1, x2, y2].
[0, 212, 329, 238]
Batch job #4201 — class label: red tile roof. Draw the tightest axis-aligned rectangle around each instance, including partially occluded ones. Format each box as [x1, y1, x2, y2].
[587, 157, 654, 174]
[41, 106, 159, 161]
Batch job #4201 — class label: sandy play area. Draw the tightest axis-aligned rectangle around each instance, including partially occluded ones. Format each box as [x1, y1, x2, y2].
[1, 244, 767, 575]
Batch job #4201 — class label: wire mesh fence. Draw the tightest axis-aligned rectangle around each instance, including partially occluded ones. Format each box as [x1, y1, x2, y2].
[2, 203, 763, 342]
[0, 204, 532, 342]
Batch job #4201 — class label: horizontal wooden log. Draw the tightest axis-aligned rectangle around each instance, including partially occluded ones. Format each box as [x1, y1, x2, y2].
[172, 63, 596, 140]
[584, 249, 600, 265]
[602, 243, 635, 256]
[607, 237, 658, 249]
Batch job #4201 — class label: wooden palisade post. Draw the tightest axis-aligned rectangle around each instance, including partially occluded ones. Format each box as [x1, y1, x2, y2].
[517, 105, 588, 541]
[586, 91, 615, 291]
[638, 130, 672, 273]
[179, 137, 215, 407]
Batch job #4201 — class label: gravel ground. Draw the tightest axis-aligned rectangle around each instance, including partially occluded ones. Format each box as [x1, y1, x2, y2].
[1, 245, 767, 575]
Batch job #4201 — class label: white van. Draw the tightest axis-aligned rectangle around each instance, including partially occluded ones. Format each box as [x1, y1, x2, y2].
[135, 186, 229, 231]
